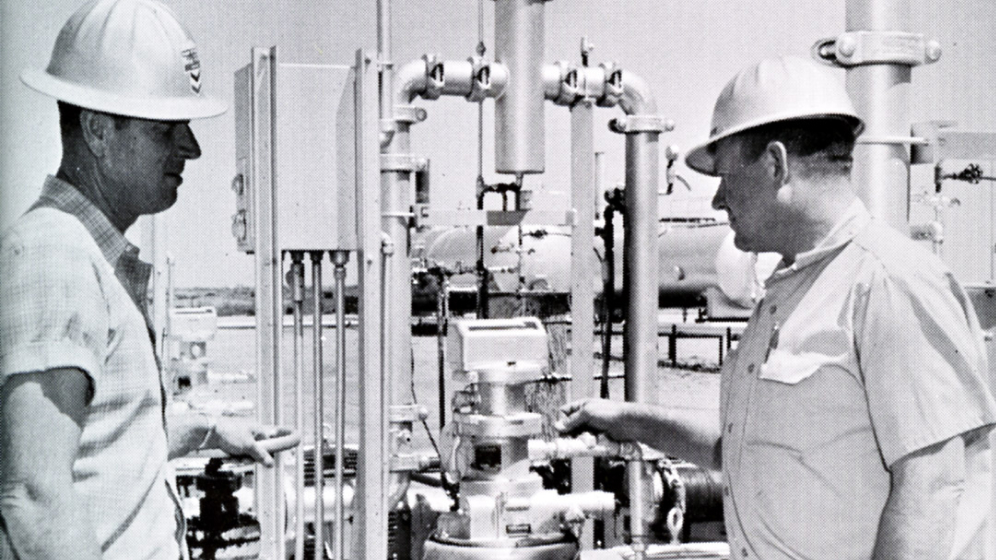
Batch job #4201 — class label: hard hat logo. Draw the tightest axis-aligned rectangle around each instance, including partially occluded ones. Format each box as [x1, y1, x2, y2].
[182, 45, 202, 94]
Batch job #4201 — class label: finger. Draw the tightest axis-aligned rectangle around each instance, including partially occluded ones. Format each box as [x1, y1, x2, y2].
[251, 441, 275, 468]
[559, 399, 589, 416]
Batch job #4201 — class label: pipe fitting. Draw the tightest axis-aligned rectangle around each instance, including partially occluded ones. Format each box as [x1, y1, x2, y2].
[598, 62, 624, 108]
[422, 54, 446, 100]
[466, 57, 509, 102]
[811, 31, 942, 68]
[394, 58, 429, 105]
[617, 69, 657, 115]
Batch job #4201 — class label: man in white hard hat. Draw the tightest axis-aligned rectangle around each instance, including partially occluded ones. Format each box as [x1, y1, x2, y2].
[559, 56, 995, 559]
[0, 1, 294, 559]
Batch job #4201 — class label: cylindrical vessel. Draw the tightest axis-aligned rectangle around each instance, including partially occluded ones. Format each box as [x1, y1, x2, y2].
[846, 0, 912, 230]
[494, 0, 546, 174]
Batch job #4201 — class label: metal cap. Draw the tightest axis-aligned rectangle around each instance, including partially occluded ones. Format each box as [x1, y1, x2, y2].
[685, 56, 863, 176]
[21, 0, 226, 120]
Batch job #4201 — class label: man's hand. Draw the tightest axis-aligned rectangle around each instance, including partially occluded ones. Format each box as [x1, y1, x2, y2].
[205, 420, 297, 467]
[556, 398, 639, 441]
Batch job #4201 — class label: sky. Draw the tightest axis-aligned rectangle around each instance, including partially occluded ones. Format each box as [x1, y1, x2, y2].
[3, 0, 995, 287]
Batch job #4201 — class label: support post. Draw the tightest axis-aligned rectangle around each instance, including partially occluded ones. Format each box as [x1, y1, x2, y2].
[250, 46, 285, 560]
[353, 49, 389, 560]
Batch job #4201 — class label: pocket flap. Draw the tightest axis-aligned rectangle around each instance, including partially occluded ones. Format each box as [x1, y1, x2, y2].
[759, 349, 826, 384]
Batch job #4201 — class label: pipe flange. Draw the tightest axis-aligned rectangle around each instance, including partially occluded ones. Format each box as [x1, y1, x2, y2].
[465, 58, 508, 102]
[812, 31, 942, 68]
[393, 105, 428, 124]
[549, 60, 580, 106]
[609, 115, 673, 134]
[422, 53, 445, 100]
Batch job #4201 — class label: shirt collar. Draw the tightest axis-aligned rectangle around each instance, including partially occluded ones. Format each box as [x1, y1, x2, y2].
[768, 197, 871, 282]
[35, 175, 141, 268]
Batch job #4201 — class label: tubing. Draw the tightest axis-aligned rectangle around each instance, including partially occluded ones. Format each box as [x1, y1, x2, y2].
[290, 253, 306, 560]
[845, 0, 912, 230]
[330, 250, 350, 560]
[494, 0, 547, 174]
[618, 73, 662, 560]
[310, 252, 325, 560]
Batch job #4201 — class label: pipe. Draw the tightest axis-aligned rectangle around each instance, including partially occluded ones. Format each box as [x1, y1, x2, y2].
[290, 253, 306, 560]
[494, 0, 547, 174]
[330, 250, 350, 560]
[845, 0, 912, 230]
[618, 72, 662, 560]
[310, 251, 325, 560]
[378, 0, 393, 120]
[395, 58, 429, 105]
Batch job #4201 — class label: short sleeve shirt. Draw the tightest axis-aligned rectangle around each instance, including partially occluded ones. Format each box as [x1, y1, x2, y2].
[0, 176, 183, 560]
[720, 199, 996, 560]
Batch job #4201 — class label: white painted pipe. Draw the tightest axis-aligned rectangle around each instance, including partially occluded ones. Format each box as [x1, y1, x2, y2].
[846, 0, 912, 230]
[290, 254, 307, 560]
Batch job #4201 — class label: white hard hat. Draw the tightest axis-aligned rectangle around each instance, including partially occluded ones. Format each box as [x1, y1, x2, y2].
[685, 56, 863, 176]
[21, 0, 226, 120]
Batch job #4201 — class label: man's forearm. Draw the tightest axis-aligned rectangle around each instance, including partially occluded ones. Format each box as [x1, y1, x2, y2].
[623, 404, 723, 470]
[872, 435, 965, 559]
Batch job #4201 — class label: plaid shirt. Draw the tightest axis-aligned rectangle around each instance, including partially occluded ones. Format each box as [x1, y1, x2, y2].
[0, 176, 183, 560]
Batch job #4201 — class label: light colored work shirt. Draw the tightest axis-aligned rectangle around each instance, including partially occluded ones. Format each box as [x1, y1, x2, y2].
[720, 198, 996, 560]
[0, 176, 184, 560]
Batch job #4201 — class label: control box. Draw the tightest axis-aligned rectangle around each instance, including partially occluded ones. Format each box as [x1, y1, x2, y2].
[233, 52, 356, 253]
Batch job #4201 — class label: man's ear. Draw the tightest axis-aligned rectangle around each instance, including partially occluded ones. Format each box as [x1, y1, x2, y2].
[764, 140, 790, 185]
[79, 110, 113, 159]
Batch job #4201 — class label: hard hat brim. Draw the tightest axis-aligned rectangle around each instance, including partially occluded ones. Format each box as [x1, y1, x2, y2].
[22, 68, 227, 121]
[685, 112, 864, 177]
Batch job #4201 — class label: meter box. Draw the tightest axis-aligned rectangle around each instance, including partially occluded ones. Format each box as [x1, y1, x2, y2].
[233, 50, 356, 253]
[447, 317, 548, 374]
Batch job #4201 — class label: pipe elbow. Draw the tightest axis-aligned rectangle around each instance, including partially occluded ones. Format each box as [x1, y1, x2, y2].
[395, 58, 429, 105]
[618, 70, 657, 116]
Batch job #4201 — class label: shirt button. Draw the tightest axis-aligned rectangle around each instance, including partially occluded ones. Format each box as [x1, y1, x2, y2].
[724, 485, 730, 496]
[747, 364, 755, 373]
[727, 422, 733, 433]
[769, 305, 777, 314]
[742, 548, 749, 558]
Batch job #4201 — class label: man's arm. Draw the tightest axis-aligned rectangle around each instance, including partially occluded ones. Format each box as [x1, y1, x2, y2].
[872, 434, 965, 560]
[166, 412, 296, 465]
[0, 369, 102, 560]
[557, 399, 723, 470]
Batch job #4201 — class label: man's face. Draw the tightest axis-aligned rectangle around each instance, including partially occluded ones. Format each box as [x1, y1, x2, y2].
[710, 136, 782, 254]
[100, 117, 201, 217]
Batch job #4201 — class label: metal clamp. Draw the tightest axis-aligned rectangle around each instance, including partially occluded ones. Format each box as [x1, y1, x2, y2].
[392, 105, 428, 125]
[381, 153, 429, 172]
[422, 53, 445, 100]
[465, 56, 508, 102]
[812, 31, 942, 67]
[598, 61, 624, 108]
[609, 114, 673, 134]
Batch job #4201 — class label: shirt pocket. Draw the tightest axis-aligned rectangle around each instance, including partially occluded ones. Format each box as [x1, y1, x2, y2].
[758, 349, 827, 385]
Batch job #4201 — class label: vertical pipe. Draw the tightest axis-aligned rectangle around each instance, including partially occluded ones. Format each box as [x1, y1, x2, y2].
[494, 0, 546, 174]
[311, 252, 325, 560]
[570, 99, 597, 551]
[378, 0, 393, 120]
[291, 253, 306, 560]
[846, 0, 912, 230]
[330, 250, 350, 560]
[623, 130, 660, 558]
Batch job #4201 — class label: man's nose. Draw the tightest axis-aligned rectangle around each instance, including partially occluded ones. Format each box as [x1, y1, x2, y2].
[175, 123, 202, 160]
[712, 179, 727, 211]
